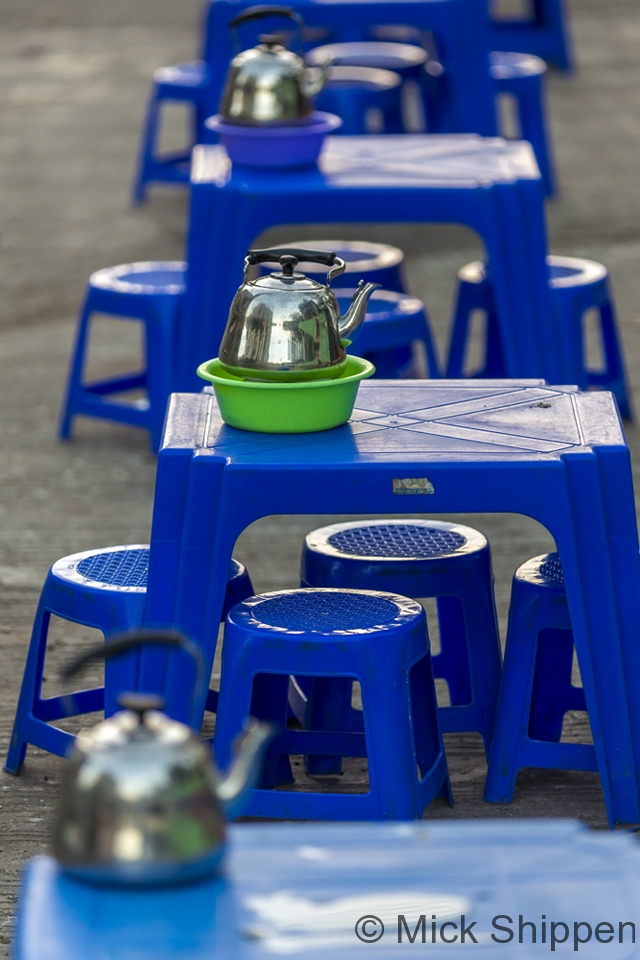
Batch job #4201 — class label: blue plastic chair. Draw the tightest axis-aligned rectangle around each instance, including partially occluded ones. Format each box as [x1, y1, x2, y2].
[315, 65, 404, 134]
[5, 547, 252, 774]
[490, 51, 556, 196]
[132, 61, 210, 203]
[488, 0, 573, 71]
[258, 239, 406, 291]
[59, 262, 187, 453]
[339, 289, 440, 378]
[299, 519, 502, 762]
[446, 257, 632, 418]
[214, 588, 452, 820]
[484, 552, 597, 804]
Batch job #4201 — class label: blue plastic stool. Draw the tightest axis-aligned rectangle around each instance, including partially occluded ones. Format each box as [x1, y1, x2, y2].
[308, 41, 427, 132]
[446, 257, 632, 418]
[338, 289, 441, 378]
[5, 547, 252, 774]
[484, 552, 599, 804]
[299, 520, 502, 762]
[59, 262, 187, 453]
[490, 51, 556, 196]
[489, 0, 573, 72]
[214, 588, 452, 820]
[132, 61, 210, 203]
[315, 65, 403, 134]
[258, 240, 406, 291]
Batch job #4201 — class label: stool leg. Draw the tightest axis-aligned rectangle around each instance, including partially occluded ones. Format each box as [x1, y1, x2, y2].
[596, 301, 633, 420]
[5, 603, 50, 773]
[410, 654, 454, 807]
[144, 299, 180, 453]
[528, 627, 578, 741]
[433, 597, 472, 705]
[59, 293, 93, 440]
[484, 592, 541, 804]
[132, 85, 161, 204]
[304, 677, 353, 776]
[250, 673, 295, 788]
[511, 78, 556, 197]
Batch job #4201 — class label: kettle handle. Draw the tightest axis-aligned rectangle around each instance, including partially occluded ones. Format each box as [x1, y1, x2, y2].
[246, 247, 347, 284]
[61, 629, 201, 682]
[229, 5, 304, 36]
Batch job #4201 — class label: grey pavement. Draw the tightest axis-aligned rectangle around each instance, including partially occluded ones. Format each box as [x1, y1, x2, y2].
[1, 0, 640, 949]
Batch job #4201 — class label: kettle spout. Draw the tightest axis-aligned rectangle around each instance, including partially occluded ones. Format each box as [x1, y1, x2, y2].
[215, 719, 274, 820]
[303, 57, 331, 98]
[337, 281, 381, 341]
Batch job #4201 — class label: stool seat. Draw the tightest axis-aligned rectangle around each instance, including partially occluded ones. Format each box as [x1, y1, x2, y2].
[489, 50, 547, 80]
[59, 261, 187, 452]
[260, 239, 405, 291]
[316, 65, 404, 134]
[484, 552, 601, 805]
[300, 519, 502, 756]
[132, 61, 210, 203]
[488, 0, 573, 71]
[214, 587, 452, 820]
[447, 255, 632, 418]
[307, 41, 427, 73]
[5, 547, 253, 773]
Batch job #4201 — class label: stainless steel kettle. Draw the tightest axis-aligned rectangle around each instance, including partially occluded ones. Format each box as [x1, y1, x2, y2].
[219, 6, 330, 125]
[219, 247, 380, 381]
[51, 631, 273, 886]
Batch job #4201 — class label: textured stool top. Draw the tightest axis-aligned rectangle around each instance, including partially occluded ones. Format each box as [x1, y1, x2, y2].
[76, 549, 149, 588]
[253, 590, 400, 631]
[539, 553, 564, 585]
[327, 523, 466, 558]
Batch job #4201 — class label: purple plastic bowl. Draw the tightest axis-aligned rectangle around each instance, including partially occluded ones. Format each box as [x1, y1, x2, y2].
[205, 111, 342, 168]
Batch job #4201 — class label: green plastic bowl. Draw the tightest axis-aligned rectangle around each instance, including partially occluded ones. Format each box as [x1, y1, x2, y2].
[197, 355, 375, 433]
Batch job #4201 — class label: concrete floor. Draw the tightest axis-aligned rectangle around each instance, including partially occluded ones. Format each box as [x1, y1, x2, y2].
[2, 0, 640, 948]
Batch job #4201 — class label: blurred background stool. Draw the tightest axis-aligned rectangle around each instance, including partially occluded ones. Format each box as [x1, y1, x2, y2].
[299, 520, 502, 764]
[446, 256, 632, 418]
[258, 239, 406, 291]
[307, 41, 428, 131]
[132, 61, 210, 203]
[484, 553, 595, 805]
[337, 288, 441, 378]
[488, 0, 573, 72]
[5, 548, 252, 773]
[315, 65, 403, 134]
[214, 588, 452, 820]
[59, 262, 187, 453]
[490, 51, 556, 196]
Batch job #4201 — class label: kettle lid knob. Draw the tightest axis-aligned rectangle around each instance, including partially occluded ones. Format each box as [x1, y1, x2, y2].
[117, 692, 165, 720]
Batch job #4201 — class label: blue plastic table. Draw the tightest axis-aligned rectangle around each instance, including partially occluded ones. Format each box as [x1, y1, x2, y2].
[139, 380, 640, 826]
[14, 821, 640, 959]
[201, 0, 496, 136]
[180, 135, 557, 392]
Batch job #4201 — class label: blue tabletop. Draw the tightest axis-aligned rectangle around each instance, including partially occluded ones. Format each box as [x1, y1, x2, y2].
[164, 381, 625, 465]
[15, 821, 640, 959]
[191, 135, 540, 192]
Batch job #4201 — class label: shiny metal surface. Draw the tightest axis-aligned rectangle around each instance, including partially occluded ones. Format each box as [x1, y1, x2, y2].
[219, 249, 379, 381]
[219, 7, 330, 125]
[52, 687, 272, 885]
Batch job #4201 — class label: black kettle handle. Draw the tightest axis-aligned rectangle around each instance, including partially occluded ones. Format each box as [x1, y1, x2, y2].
[229, 5, 304, 33]
[61, 629, 200, 682]
[247, 247, 339, 267]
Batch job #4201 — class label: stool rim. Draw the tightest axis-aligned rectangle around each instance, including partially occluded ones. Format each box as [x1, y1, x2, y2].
[515, 552, 565, 589]
[326, 65, 403, 89]
[546, 255, 608, 288]
[153, 61, 207, 84]
[52, 544, 149, 592]
[489, 50, 547, 78]
[307, 41, 427, 67]
[89, 261, 187, 295]
[276, 239, 404, 272]
[304, 519, 487, 560]
[227, 587, 425, 633]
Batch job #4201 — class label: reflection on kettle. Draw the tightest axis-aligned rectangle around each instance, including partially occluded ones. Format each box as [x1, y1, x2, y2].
[219, 5, 332, 126]
[51, 631, 273, 886]
[219, 247, 380, 381]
